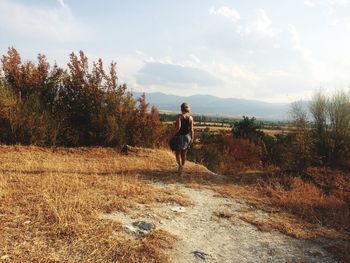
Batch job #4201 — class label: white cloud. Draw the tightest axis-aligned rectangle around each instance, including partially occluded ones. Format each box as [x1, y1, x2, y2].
[285, 24, 309, 57]
[189, 54, 201, 65]
[327, 1, 350, 26]
[136, 50, 144, 56]
[242, 9, 281, 38]
[57, 0, 67, 9]
[201, 15, 319, 101]
[209, 6, 240, 23]
[147, 56, 174, 64]
[210, 7, 280, 40]
[302, 0, 350, 7]
[0, 0, 86, 42]
[136, 61, 222, 87]
[303, 0, 350, 26]
[328, 0, 349, 6]
[120, 4, 350, 102]
[132, 12, 318, 102]
[304, 0, 320, 7]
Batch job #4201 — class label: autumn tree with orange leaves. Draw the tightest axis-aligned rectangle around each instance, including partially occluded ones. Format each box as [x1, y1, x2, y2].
[0, 47, 163, 147]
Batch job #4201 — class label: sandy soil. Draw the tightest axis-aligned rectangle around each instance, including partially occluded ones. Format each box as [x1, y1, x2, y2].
[101, 182, 338, 263]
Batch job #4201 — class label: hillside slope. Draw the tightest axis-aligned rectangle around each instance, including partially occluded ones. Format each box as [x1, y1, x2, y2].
[0, 146, 346, 262]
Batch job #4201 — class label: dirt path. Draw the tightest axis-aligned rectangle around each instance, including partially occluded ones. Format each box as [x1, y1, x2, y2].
[102, 182, 338, 263]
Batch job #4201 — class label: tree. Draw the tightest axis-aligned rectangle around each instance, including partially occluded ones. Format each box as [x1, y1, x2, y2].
[0, 47, 163, 148]
[327, 90, 350, 166]
[309, 90, 350, 167]
[283, 101, 313, 173]
[232, 116, 263, 142]
[310, 90, 329, 164]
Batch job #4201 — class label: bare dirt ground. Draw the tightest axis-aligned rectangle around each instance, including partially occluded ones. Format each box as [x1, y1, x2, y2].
[102, 181, 338, 263]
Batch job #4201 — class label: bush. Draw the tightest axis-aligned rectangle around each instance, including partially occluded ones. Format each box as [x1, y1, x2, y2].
[0, 47, 163, 147]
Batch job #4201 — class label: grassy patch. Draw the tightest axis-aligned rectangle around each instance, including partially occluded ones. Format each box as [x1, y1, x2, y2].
[212, 173, 350, 263]
[0, 146, 185, 262]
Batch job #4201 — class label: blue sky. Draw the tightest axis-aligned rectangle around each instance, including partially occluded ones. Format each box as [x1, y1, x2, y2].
[1, 0, 350, 102]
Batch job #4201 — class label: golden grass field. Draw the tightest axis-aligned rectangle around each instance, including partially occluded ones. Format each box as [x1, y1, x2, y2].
[0, 145, 349, 262]
[0, 146, 204, 262]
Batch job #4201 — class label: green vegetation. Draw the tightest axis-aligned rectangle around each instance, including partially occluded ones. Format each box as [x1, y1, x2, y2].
[189, 92, 350, 174]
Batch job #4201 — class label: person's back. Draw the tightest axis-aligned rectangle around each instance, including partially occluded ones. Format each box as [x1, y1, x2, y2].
[178, 115, 190, 135]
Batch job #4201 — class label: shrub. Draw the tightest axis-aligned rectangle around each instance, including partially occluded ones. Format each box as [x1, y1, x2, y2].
[0, 47, 163, 147]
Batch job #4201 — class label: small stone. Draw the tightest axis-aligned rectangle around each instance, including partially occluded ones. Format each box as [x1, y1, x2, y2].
[268, 247, 276, 256]
[306, 249, 325, 257]
[132, 221, 155, 231]
[191, 251, 209, 260]
[200, 218, 206, 222]
[23, 220, 31, 225]
[122, 225, 145, 236]
[170, 207, 186, 213]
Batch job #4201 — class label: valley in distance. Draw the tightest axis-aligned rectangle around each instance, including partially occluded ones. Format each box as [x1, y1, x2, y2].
[134, 91, 308, 120]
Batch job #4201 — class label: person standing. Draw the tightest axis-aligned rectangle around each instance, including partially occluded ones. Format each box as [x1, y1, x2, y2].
[169, 102, 194, 175]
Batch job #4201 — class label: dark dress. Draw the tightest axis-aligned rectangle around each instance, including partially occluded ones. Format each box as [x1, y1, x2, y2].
[176, 115, 191, 150]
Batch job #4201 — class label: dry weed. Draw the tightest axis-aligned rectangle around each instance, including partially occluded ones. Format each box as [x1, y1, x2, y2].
[212, 174, 350, 262]
[0, 146, 184, 262]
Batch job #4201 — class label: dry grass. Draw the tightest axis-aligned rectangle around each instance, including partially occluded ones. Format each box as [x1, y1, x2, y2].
[211, 173, 350, 263]
[1, 145, 349, 262]
[0, 145, 188, 262]
[212, 174, 350, 232]
[260, 128, 293, 136]
[239, 212, 343, 239]
[263, 176, 349, 232]
[239, 212, 349, 263]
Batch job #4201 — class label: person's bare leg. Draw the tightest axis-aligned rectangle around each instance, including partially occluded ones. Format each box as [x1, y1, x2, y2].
[181, 149, 187, 166]
[175, 150, 182, 166]
[176, 150, 182, 173]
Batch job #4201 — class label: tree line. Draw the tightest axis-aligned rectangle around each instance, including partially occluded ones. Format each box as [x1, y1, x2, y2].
[189, 90, 350, 173]
[0, 47, 163, 147]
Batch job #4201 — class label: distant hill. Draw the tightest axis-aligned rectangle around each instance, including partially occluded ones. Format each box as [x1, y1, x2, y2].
[134, 92, 294, 120]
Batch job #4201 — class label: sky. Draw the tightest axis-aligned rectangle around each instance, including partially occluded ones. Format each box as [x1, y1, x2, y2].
[0, 0, 350, 103]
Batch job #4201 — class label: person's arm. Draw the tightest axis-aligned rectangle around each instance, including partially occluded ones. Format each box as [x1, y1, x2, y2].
[170, 114, 181, 138]
[190, 116, 194, 143]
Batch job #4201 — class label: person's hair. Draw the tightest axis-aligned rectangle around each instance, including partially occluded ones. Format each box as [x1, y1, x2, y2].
[181, 102, 190, 113]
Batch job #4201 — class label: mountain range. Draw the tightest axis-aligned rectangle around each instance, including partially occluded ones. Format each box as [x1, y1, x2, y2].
[134, 92, 294, 120]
